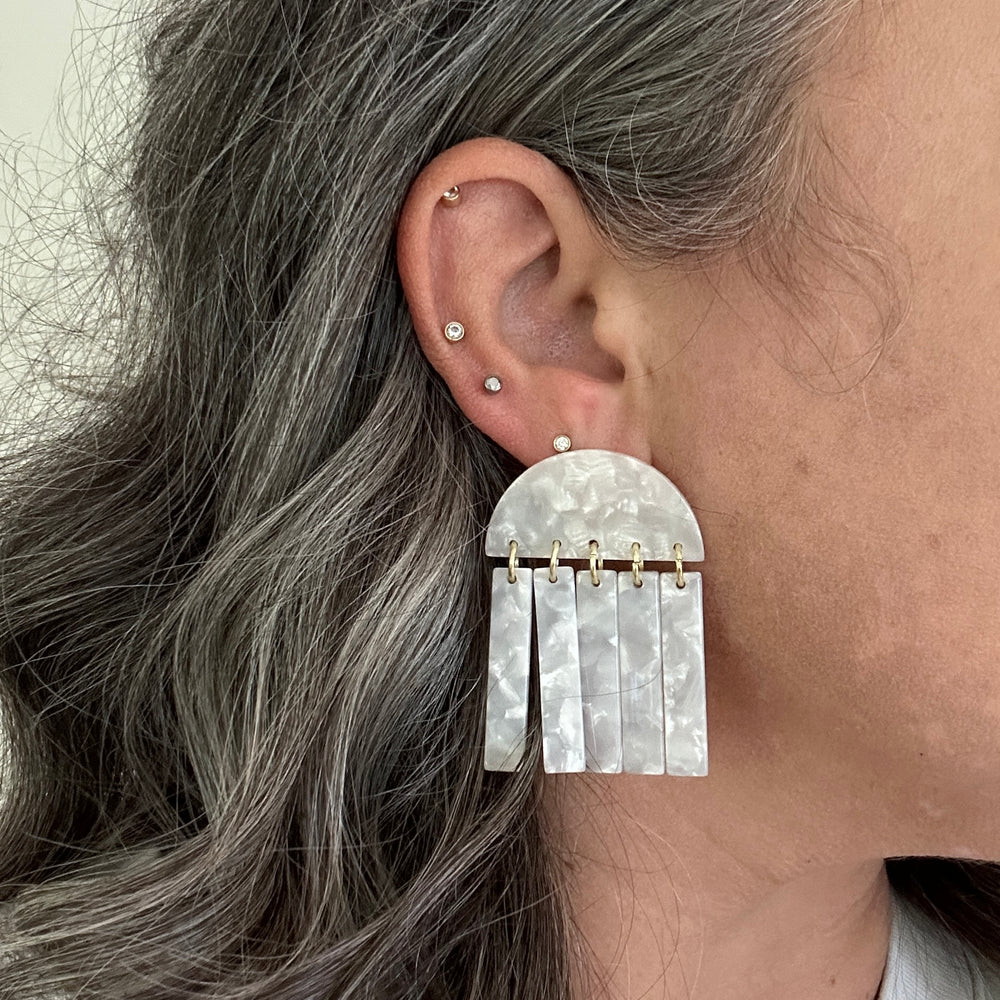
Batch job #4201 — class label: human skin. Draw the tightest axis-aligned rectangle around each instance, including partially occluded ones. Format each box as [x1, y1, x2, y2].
[394, 0, 1000, 996]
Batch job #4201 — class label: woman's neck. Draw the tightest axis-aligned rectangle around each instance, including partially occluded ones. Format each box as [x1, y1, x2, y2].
[548, 776, 891, 1000]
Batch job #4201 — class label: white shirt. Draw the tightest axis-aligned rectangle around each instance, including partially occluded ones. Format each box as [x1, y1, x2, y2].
[878, 885, 1000, 999]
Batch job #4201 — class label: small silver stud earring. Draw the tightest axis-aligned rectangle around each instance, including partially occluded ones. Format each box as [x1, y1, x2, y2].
[553, 434, 572, 453]
[484, 375, 502, 393]
[444, 321, 465, 342]
[441, 185, 461, 204]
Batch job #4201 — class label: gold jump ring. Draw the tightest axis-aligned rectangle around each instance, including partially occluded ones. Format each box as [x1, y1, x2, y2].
[549, 539, 561, 583]
[674, 541, 685, 589]
[508, 539, 519, 584]
[589, 539, 603, 586]
[631, 541, 643, 587]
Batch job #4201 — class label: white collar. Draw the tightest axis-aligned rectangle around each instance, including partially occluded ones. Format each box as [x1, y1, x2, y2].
[877, 886, 1000, 999]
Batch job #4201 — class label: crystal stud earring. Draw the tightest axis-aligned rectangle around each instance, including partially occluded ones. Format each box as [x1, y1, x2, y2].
[484, 375, 502, 393]
[553, 434, 572, 452]
[444, 321, 465, 342]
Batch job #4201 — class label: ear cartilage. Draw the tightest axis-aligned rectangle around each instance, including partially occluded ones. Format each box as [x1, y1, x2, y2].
[482, 449, 708, 777]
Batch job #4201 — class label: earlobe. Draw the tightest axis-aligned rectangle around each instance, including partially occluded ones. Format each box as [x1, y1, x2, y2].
[395, 136, 653, 467]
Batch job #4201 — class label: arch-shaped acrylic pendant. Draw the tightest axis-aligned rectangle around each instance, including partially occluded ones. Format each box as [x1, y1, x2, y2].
[482, 449, 708, 776]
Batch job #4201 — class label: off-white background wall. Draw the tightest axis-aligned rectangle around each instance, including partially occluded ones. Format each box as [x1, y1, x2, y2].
[1, 0, 84, 252]
[2, 0, 78, 448]
[0, 0, 81, 147]
[1, 0, 136, 450]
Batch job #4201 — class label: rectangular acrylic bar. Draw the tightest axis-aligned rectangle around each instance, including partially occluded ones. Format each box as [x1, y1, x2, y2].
[575, 569, 623, 773]
[483, 566, 533, 771]
[660, 571, 708, 776]
[533, 566, 586, 773]
[617, 570, 665, 774]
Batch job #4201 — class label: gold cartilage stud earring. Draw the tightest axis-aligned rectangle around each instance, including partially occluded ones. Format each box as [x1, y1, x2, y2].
[444, 321, 465, 342]
[441, 185, 460, 204]
[553, 434, 572, 452]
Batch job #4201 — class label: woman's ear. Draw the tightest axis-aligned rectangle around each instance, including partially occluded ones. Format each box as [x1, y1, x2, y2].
[395, 136, 656, 467]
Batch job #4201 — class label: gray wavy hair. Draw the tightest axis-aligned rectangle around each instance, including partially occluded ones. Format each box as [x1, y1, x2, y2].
[1, 0, 997, 996]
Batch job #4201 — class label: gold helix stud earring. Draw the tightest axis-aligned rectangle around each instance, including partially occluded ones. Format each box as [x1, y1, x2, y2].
[441, 185, 460, 204]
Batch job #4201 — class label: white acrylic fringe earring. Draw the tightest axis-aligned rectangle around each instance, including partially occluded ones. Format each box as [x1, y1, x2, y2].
[482, 448, 708, 776]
